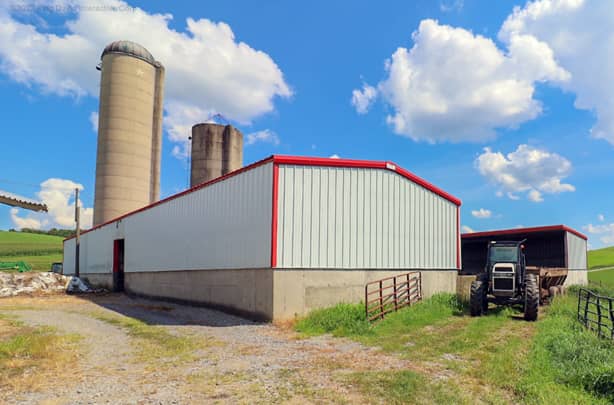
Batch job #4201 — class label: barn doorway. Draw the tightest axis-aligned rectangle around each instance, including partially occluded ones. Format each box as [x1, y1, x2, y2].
[113, 239, 125, 292]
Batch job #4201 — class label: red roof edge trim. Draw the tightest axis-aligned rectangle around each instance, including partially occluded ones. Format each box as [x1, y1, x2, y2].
[272, 155, 461, 206]
[64, 156, 275, 242]
[461, 225, 587, 241]
[64, 154, 461, 243]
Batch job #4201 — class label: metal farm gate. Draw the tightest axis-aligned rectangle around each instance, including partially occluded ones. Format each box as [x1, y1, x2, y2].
[577, 288, 614, 339]
[365, 272, 422, 322]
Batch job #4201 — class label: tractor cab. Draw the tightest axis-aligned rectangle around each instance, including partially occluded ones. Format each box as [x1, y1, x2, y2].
[486, 241, 526, 298]
[471, 238, 540, 321]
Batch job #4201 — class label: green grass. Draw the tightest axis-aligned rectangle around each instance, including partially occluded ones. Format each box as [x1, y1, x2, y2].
[344, 370, 471, 405]
[0, 253, 63, 271]
[295, 293, 463, 340]
[92, 313, 216, 364]
[296, 292, 613, 404]
[0, 230, 63, 271]
[0, 231, 63, 256]
[0, 314, 80, 393]
[588, 246, 614, 269]
[588, 268, 614, 289]
[516, 293, 614, 404]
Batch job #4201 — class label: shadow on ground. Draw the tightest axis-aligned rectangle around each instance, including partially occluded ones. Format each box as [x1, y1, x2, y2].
[73, 293, 260, 327]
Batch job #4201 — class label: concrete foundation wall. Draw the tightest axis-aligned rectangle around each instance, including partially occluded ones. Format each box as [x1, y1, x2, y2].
[272, 269, 457, 320]
[124, 269, 273, 320]
[83, 268, 457, 321]
[80, 273, 113, 290]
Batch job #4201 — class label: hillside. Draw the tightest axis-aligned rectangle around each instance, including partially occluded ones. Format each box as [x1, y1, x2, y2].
[588, 246, 614, 269]
[0, 231, 63, 271]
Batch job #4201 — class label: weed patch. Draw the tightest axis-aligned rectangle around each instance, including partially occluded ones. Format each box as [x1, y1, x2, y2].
[0, 315, 80, 395]
[295, 293, 464, 341]
[517, 295, 614, 404]
[92, 313, 216, 364]
[344, 370, 470, 405]
[295, 303, 372, 337]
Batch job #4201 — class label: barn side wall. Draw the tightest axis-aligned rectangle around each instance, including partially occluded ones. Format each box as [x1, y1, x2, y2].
[63, 162, 273, 276]
[566, 231, 588, 286]
[276, 165, 458, 269]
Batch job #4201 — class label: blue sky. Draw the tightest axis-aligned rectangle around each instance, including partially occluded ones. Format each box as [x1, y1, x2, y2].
[1, 0, 613, 248]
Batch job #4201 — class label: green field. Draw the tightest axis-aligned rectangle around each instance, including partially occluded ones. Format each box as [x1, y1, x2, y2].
[588, 268, 614, 289]
[587, 246, 614, 288]
[588, 246, 614, 269]
[0, 231, 63, 271]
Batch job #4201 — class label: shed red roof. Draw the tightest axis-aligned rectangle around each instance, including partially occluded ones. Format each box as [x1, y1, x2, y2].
[462, 225, 587, 241]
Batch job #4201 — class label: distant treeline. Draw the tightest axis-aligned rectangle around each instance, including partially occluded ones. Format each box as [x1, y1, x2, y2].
[8, 228, 78, 238]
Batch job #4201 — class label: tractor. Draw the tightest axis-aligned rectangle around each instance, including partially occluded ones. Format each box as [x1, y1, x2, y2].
[469, 240, 540, 321]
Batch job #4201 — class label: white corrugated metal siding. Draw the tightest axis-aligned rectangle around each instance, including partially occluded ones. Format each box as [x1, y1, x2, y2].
[276, 165, 458, 269]
[63, 222, 124, 275]
[126, 162, 272, 271]
[63, 238, 75, 275]
[567, 232, 587, 270]
[64, 162, 273, 274]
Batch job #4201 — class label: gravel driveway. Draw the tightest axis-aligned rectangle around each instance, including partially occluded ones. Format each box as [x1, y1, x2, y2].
[0, 294, 411, 404]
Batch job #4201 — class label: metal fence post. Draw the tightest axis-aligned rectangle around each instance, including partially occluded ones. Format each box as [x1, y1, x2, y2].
[393, 276, 398, 312]
[584, 291, 591, 326]
[365, 284, 368, 319]
[379, 280, 384, 320]
[597, 296, 603, 337]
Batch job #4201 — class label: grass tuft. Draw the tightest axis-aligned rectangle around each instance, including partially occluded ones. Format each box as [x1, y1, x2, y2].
[344, 370, 470, 405]
[295, 293, 464, 339]
[0, 314, 80, 395]
[295, 303, 372, 337]
[92, 313, 215, 364]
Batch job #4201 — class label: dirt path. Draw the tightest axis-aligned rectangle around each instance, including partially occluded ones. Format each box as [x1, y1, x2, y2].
[0, 294, 412, 404]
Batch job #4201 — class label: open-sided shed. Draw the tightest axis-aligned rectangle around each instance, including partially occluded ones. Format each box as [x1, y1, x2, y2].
[461, 225, 588, 286]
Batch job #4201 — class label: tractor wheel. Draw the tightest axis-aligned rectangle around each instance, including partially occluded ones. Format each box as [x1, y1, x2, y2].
[524, 274, 539, 321]
[470, 278, 487, 317]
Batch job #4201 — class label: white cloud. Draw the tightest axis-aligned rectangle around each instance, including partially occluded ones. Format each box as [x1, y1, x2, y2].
[10, 208, 42, 230]
[89, 111, 98, 133]
[500, 0, 614, 145]
[476, 144, 575, 202]
[461, 225, 475, 233]
[527, 189, 543, 203]
[329, 154, 340, 159]
[9, 178, 93, 230]
[0, 0, 291, 158]
[351, 83, 377, 114]
[584, 223, 614, 245]
[598, 214, 605, 222]
[440, 0, 464, 13]
[507, 192, 520, 200]
[366, 19, 568, 143]
[245, 129, 280, 146]
[471, 208, 492, 219]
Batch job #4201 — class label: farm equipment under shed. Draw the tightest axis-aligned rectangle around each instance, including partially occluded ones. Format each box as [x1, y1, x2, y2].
[470, 240, 568, 321]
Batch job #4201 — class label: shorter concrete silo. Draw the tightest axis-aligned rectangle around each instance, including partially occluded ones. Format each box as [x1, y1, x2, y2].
[190, 123, 243, 186]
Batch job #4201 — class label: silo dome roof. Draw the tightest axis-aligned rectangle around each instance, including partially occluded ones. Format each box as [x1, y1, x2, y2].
[101, 40, 156, 64]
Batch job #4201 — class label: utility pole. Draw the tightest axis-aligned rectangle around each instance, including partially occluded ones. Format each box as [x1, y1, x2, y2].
[74, 188, 80, 278]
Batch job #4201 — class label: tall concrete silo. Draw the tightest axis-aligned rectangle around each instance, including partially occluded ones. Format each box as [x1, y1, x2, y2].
[93, 40, 165, 226]
[190, 124, 243, 186]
